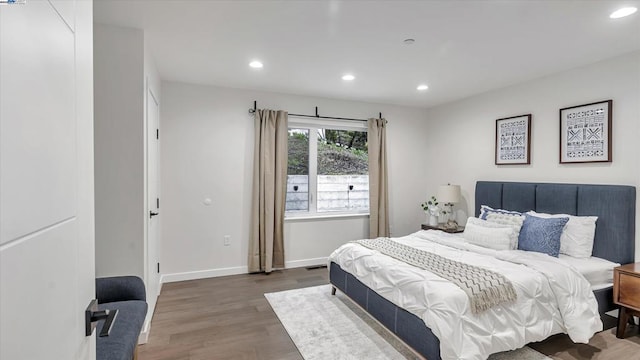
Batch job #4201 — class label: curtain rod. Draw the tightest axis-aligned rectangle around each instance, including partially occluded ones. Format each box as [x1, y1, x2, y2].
[248, 101, 382, 122]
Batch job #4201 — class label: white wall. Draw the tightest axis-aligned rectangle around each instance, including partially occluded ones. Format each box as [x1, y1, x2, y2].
[425, 51, 640, 259]
[160, 82, 429, 280]
[94, 23, 162, 341]
[94, 24, 145, 278]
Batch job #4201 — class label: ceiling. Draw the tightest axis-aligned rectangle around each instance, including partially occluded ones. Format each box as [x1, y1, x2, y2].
[94, 0, 640, 109]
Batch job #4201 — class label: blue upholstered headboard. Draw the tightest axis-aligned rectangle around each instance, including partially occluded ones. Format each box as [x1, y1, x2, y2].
[475, 181, 636, 265]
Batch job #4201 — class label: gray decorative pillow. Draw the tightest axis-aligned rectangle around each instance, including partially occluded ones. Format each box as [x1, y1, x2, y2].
[517, 214, 569, 257]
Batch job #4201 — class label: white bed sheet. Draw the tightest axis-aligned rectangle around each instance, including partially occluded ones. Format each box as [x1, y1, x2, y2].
[328, 230, 602, 360]
[557, 254, 619, 286]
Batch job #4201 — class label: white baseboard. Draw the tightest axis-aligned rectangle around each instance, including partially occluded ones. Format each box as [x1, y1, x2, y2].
[138, 321, 150, 344]
[285, 257, 328, 269]
[160, 257, 329, 284]
[137, 297, 157, 344]
[160, 266, 247, 284]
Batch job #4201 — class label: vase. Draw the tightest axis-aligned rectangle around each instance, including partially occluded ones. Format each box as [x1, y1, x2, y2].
[429, 214, 438, 226]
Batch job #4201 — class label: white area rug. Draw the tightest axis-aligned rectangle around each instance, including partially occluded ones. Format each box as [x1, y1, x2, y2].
[265, 284, 551, 360]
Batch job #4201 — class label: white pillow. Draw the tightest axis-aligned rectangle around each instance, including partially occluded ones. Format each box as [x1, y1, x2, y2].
[463, 217, 515, 251]
[527, 211, 597, 258]
[480, 205, 525, 249]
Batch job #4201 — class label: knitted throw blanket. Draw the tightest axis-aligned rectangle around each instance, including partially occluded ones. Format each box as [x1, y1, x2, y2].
[354, 237, 518, 314]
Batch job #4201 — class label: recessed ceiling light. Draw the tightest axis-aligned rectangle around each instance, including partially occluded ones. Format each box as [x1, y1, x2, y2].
[342, 74, 355, 81]
[417, 84, 429, 91]
[610, 7, 637, 18]
[249, 60, 263, 69]
[403, 38, 415, 45]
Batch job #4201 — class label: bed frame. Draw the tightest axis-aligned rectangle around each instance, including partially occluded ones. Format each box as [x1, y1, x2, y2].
[330, 181, 636, 360]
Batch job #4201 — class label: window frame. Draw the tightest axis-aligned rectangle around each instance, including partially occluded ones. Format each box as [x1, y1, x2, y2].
[285, 117, 369, 219]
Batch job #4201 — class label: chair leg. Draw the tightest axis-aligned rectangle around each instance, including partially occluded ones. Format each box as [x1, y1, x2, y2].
[331, 286, 336, 296]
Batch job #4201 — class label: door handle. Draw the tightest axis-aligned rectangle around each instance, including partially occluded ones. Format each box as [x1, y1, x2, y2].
[150, 211, 159, 218]
[85, 299, 119, 337]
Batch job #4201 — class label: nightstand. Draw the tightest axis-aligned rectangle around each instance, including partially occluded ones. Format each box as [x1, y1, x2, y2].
[613, 263, 640, 338]
[421, 224, 464, 233]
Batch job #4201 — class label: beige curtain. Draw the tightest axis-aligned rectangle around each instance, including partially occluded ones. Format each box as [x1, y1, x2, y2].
[368, 118, 390, 238]
[249, 109, 288, 273]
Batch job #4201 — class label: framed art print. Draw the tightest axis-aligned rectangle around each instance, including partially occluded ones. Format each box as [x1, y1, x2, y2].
[495, 114, 531, 165]
[559, 100, 612, 164]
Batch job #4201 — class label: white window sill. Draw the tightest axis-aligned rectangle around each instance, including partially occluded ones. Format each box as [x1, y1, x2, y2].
[285, 212, 370, 222]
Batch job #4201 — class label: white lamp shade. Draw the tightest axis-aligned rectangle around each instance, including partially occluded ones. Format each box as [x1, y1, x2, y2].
[437, 184, 461, 203]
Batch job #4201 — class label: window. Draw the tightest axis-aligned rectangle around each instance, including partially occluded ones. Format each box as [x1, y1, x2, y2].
[285, 121, 368, 216]
[285, 129, 309, 212]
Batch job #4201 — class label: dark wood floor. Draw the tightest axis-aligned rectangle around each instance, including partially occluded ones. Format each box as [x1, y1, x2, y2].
[140, 267, 640, 360]
[139, 267, 328, 360]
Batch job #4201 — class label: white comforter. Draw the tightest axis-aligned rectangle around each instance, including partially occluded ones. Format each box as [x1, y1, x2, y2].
[328, 230, 602, 360]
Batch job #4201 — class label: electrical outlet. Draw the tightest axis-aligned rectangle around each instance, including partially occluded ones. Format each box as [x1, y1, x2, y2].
[223, 235, 231, 246]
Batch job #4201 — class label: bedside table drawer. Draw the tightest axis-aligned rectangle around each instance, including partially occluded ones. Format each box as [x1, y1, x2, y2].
[618, 273, 640, 310]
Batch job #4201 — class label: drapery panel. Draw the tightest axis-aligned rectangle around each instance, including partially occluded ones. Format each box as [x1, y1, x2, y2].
[368, 118, 389, 238]
[249, 109, 288, 273]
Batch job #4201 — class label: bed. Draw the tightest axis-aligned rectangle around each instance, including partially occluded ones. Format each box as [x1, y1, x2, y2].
[329, 181, 636, 360]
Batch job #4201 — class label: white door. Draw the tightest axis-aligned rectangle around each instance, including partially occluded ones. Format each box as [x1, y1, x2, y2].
[146, 87, 160, 318]
[0, 1, 96, 360]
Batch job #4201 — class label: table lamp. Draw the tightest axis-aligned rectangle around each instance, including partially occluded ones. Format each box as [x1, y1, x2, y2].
[437, 184, 461, 230]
